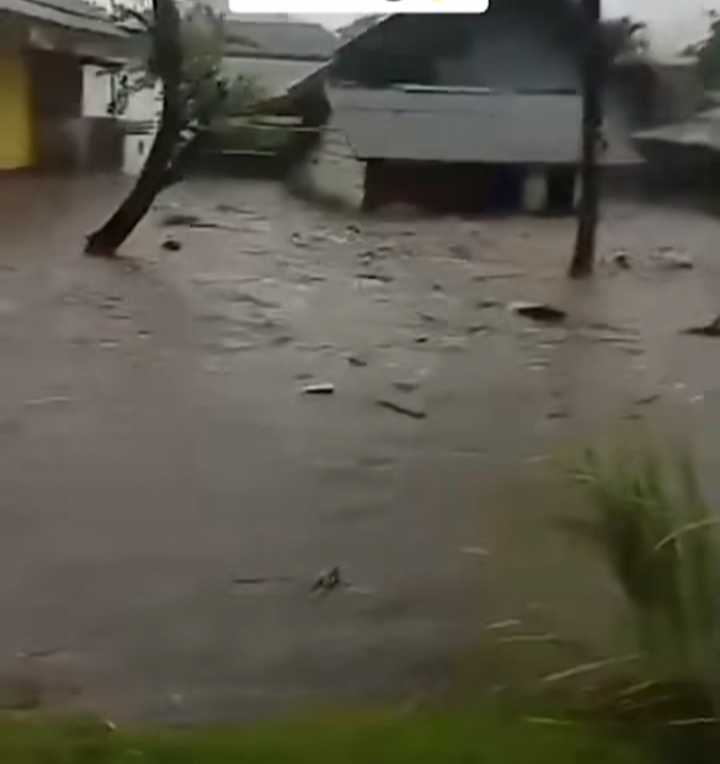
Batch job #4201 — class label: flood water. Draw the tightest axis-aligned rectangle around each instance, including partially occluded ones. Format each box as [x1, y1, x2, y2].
[0, 174, 717, 720]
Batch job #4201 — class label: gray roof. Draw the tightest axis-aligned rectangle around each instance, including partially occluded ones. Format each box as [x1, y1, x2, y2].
[633, 108, 720, 152]
[0, 0, 125, 36]
[223, 17, 338, 60]
[222, 56, 325, 99]
[336, 14, 385, 42]
[329, 87, 641, 166]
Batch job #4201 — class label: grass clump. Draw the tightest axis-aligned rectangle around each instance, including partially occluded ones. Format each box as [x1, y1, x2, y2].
[564, 449, 720, 762]
[568, 451, 719, 682]
[0, 708, 655, 764]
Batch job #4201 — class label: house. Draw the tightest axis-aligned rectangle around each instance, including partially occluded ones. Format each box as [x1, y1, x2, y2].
[0, 0, 140, 172]
[220, 12, 336, 113]
[613, 53, 704, 130]
[631, 106, 720, 191]
[303, 6, 645, 215]
[336, 15, 383, 43]
[184, 11, 338, 173]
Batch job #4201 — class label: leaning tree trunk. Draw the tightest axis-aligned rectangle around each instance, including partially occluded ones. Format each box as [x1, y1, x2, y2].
[85, 0, 183, 257]
[569, 0, 603, 279]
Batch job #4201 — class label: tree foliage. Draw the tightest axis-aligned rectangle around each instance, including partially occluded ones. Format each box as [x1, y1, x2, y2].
[85, 0, 263, 256]
[109, 2, 241, 133]
[601, 16, 649, 59]
[685, 12, 720, 90]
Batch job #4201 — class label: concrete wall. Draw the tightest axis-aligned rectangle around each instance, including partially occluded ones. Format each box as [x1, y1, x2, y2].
[82, 64, 114, 118]
[123, 81, 161, 124]
[81, 65, 160, 175]
[82, 66, 160, 124]
[0, 51, 32, 170]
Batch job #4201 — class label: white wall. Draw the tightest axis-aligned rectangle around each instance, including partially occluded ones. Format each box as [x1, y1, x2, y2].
[82, 64, 161, 124]
[123, 133, 153, 175]
[82, 65, 114, 118]
[124, 80, 162, 124]
[82, 64, 161, 176]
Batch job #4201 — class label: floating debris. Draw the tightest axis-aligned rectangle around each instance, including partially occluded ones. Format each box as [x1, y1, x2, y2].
[546, 408, 569, 420]
[623, 412, 643, 421]
[356, 272, 394, 284]
[233, 575, 293, 586]
[392, 380, 419, 393]
[524, 717, 575, 726]
[471, 265, 525, 281]
[347, 354, 368, 368]
[460, 546, 490, 557]
[684, 316, 720, 337]
[161, 213, 201, 227]
[24, 396, 73, 407]
[311, 566, 341, 594]
[376, 398, 427, 420]
[186, 221, 245, 232]
[609, 249, 630, 269]
[485, 619, 521, 631]
[497, 633, 558, 644]
[653, 246, 693, 270]
[466, 323, 488, 335]
[161, 238, 182, 252]
[510, 302, 567, 324]
[215, 203, 248, 214]
[302, 383, 335, 396]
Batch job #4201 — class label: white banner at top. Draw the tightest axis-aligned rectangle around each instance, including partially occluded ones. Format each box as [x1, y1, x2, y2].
[229, 1, 488, 13]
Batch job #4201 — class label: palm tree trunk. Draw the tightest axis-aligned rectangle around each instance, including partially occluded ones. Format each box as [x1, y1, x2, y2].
[85, 0, 183, 257]
[569, 0, 603, 279]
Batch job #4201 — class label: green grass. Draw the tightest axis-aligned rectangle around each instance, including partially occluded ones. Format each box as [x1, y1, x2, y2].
[557, 448, 720, 764]
[0, 709, 655, 763]
[566, 450, 719, 682]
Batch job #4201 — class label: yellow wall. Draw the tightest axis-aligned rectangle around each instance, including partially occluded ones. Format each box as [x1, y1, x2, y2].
[0, 51, 32, 170]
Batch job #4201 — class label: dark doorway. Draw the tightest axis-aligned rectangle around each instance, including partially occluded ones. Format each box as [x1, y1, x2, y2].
[546, 166, 577, 214]
[482, 165, 524, 213]
[26, 49, 84, 171]
[362, 160, 526, 215]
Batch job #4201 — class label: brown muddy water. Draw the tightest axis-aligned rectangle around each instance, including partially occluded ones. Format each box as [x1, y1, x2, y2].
[0, 174, 717, 721]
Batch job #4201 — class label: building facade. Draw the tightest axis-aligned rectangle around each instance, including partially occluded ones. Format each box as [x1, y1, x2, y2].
[312, 6, 642, 215]
[0, 0, 146, 173]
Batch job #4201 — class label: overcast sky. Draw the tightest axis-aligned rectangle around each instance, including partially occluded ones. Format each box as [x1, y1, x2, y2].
[293, 1, 720, 54]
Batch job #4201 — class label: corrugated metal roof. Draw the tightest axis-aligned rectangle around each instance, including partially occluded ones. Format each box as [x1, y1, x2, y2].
[221, 56, 325, 99]
[0, 0, 125, 36]
[223, 17, 337, 60]
[633, 108, 720, 152]
[329, 87, 640, 165]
